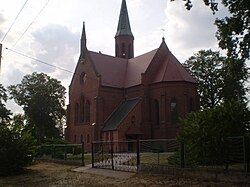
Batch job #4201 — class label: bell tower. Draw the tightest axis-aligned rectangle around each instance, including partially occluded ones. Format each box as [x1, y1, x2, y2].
[115, 0, 134, 59]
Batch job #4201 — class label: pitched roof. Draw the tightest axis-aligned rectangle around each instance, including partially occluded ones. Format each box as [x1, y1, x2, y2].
[102, 98, 140, 131]
[89, 51, 127, 87]
[115, 0, 133, 38]
[124, 49, 157, 87]
[87, 40, 196, 88]
[152, 51, 196, 83]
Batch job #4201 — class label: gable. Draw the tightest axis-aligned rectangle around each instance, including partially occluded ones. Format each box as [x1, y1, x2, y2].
[69, 51, 100, 99]
[152, 51, 196, 83]
[102, 98, 140, 131]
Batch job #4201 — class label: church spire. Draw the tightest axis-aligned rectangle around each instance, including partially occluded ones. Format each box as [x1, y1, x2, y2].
[81, 21, 87, 52]
[115, 0, 134, 59]
[115, 0, 134, 38]
[80, 21, 87, 62]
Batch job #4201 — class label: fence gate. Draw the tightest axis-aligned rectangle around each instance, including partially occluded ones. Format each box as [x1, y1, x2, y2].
[92, 140, 139, 172]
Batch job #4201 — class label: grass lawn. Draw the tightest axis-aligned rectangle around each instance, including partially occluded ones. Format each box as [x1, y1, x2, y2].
[0, 162, 242, 187]
[140, 152, 174, 165]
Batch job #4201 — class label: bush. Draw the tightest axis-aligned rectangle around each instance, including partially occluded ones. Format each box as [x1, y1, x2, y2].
[178, 100, 250, 166]
[0, 126, 35, 176]
[42, 138, 69, 145]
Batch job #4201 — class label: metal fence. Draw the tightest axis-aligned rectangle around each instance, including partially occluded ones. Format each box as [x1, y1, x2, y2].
[91, 137, 250, 173]
[36, 143, 85, 166]
[91, 139, 181, 172]
[35, 136, 250, 173]
[226, 136, 249, 172]
[138, 139, 181, 172]
[91, 140, 139, 172]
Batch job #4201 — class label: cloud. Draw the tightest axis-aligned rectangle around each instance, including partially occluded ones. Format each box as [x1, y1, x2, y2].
[0, 12, 6, 39]
[31, 24, 79, 79]
[164, 0, 229, 62]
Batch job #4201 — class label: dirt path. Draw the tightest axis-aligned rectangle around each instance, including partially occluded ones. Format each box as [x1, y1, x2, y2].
[0, 162, 246, 187]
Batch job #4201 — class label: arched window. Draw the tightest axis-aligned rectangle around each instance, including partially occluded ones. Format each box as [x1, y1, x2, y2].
[170, 98, 178, 124]
[74, 103, 79, 124]
[106, 132, 109, 141]
[85, 100, 90, 122]
[80, 96, 85, 123]
[154, 99, 160, 125]
[87, 134, 90, 143]
[80, 134, 83, 143]
[128, 44, 131, 58]
[131, 115, 136, 126]
[74, 135, 77, 143]
[116, 44, 119, 57]
[122, 43, 126, 58]
[189, 98, 194, 112]
[80, 72, 86, 84]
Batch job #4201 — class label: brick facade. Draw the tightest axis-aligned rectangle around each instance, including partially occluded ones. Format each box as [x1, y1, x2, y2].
[65, 0, 199, 152]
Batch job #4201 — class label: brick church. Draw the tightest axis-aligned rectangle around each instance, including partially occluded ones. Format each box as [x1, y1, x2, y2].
[65, 0, 199, 151]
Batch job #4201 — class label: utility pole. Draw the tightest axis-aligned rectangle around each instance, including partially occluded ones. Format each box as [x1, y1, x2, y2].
[0, 43, 2, 73]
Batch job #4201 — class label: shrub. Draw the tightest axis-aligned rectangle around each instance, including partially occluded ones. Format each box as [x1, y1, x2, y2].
[178, 100, 250, 166]
[0, 126, 35, 176]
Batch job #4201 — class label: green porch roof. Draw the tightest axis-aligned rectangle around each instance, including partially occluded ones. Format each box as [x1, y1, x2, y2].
[102, 98, 140, 131]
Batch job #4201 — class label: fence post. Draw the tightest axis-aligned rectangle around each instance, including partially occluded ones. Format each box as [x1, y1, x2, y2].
[111, 140, 114, 170]
[51, 145, 55, 159]
[244, 136, 250, 172]
[180, 142, 185, 168]
[137, 139, 140, 172]
[82, 142, 85, 166]
[64, 145, 67, 160]
[92, 142, 94, 168]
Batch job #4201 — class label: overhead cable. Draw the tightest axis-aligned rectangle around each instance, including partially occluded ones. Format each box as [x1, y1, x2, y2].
[1, 0, 29, 42]
[5, 47, 73, 74]
[4, 0, 50, 59]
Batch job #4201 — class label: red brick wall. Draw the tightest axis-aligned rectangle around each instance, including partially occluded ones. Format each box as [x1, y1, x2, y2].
[67, 56, 199, 153]
[66, 56, 99, 149]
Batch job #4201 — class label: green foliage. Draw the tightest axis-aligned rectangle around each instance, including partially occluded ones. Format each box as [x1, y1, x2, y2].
[174, 0, 249, 61]
[0, 125, 36, 176]
[184, 50, 225, 108]
[174, 0, 249, 105]
[8, 72, 66, 143]
[0, 84, 12, 125]
[222, 58, 249, 103]
[178, 100, 250, 165]
[167, 150, 198, 167]
[215, 0, 249, 61]
[43, 138, 69, 145]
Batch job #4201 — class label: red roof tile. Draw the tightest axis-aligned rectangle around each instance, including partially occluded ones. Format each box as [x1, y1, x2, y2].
[88, 42, 196, 88]
[152, 51, 196, 83]
[89, 51, 127, 87]
[124, 49, 157, 87]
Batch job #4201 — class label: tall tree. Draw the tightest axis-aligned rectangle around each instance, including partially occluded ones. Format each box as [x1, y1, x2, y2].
[0, 84, 12, 125]
[184, 50, 225, 108]
[214, 0, 249, 61]
[0, 120, 35, 176]
[178, 0, 249, 61]
[174, 0, 249, 103]
[9, 72, 66, 143]
[222, 57, 249, 103]
[178, 100, 250, 165]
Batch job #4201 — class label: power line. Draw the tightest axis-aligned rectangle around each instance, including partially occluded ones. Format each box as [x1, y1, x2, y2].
[3, 0, 50, 59]
[5, 47, 73, 74]
[1, 0, 29, 43]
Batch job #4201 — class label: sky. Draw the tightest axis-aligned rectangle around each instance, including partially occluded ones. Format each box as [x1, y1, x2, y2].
[0, 0, 244, 113]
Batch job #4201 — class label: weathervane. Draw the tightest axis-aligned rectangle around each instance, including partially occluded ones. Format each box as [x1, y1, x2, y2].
[162, 28, 165, 41]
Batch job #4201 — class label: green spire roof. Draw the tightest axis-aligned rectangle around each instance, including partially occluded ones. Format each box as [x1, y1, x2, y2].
[115, 0, 134, 38]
